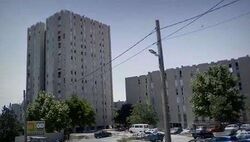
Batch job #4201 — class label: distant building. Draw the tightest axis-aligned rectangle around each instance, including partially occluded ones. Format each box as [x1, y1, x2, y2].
[126, 56, 250, 128]
[26, 10, 113, 128]
[9, 103, 23, 124]
[114, 100, 125, 111]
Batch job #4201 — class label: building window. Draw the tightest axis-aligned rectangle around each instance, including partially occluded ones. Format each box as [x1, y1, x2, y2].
[58, 16, 61, 20]
[183, 113, 187, 123]
[58, 42, 61, 48]
[237, 72, 241, 80]
[239, 82, 242, 90]
[179, 70, 182, 78]
[235, 62, 239, 70]
[85, 80, 87, 83]
[58, 72, 61, 78]
[181, 87, 184, 95]
[138, 79, 140, 84]
[176, 89, 179, 95]
[71, 56, 73, 60]
[63, 33, 65, 39]
[58, 36, 61, 41]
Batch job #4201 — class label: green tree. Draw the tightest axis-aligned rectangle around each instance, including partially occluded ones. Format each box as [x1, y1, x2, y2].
[0, 106, 22, 142]
[114, 104, 133, 128]
[27, 91, 70, 132]
[191, 65, 245, 123]
[66, 95, 95, 129]
[128, 103, 158, 126]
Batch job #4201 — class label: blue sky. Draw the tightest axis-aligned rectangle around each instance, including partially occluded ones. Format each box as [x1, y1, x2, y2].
[0, 0, 250, 107]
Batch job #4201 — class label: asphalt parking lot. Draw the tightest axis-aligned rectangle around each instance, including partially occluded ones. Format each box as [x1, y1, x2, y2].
[68, 131, 193, 142]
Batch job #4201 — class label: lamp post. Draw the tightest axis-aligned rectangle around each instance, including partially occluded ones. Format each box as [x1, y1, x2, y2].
[148, 20, 171, 142]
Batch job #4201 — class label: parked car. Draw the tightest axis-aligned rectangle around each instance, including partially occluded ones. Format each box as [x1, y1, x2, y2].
[237, 133, 250, 141]
[192, 127, 214, 139]
[225, 124, 240, 131]
[180, 128, 192, 135]
[209, 136, 238, 142]
[145, 132, 164, 142]
[241, 124, 250, 131]
[29, 136, 47, 142]
[129, 124, 149, 133]
[145, 128, 158, 134]
[170, 127, 182, 134]
[94, 130, 112, 138]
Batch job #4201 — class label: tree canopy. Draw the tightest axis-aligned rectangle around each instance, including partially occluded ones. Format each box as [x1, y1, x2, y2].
[65, 95, 95, 128]
[0, 106, 22, 142]
[191, 65, 245, 123]
[114, 103, 133, 127]
[128, 103, 158, 126]
[27, 91, 70, 132]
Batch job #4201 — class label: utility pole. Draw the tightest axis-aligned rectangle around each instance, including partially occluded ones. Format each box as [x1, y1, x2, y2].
[155, 20, 171, 142]
[23, 90, 27, 142]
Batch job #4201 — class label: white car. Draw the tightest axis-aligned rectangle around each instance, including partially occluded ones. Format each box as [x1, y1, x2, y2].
[225, 124, 239, 130]
[145, 128, 158, 134]
[129, 124, 149, 133]
[241, 124, 250, 131]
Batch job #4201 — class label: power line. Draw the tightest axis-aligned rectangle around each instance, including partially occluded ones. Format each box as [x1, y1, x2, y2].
[165, 11, 250, 40]
[113, 42, 157, 69]
[78, 30, 155, 81]
[79, 0, 240, 80]
[112, 0, 225, 69]
[160, 0, 239, 31]
[161, 0, 225, 40]
[112, 10, 250, 70]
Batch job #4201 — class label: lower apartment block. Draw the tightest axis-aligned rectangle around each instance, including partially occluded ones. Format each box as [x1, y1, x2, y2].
[125, 55, 250, 129]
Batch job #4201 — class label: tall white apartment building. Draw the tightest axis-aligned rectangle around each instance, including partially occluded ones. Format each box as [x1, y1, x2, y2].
[26, 10, 113, 128]
[126, 56, 250, 129]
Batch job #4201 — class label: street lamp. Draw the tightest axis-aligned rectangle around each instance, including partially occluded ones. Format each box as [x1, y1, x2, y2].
[148, 49, 158, 56]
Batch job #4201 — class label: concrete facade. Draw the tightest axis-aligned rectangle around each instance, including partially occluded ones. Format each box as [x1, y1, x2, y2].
[126, 56, 250, 128]
[26, 22, 46, 104]
[26, 10, 113, 128]
[9, 103, 23, 124]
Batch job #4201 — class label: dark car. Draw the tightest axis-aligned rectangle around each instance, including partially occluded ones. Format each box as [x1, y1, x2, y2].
[146, 132, 165, 142]
[192, 129, 214, 139]
[94, 130, 112, 138]
[209, 136, 238, 142]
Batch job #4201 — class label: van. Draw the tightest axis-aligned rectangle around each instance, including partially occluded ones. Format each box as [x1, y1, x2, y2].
[129, 124, 149, 133]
